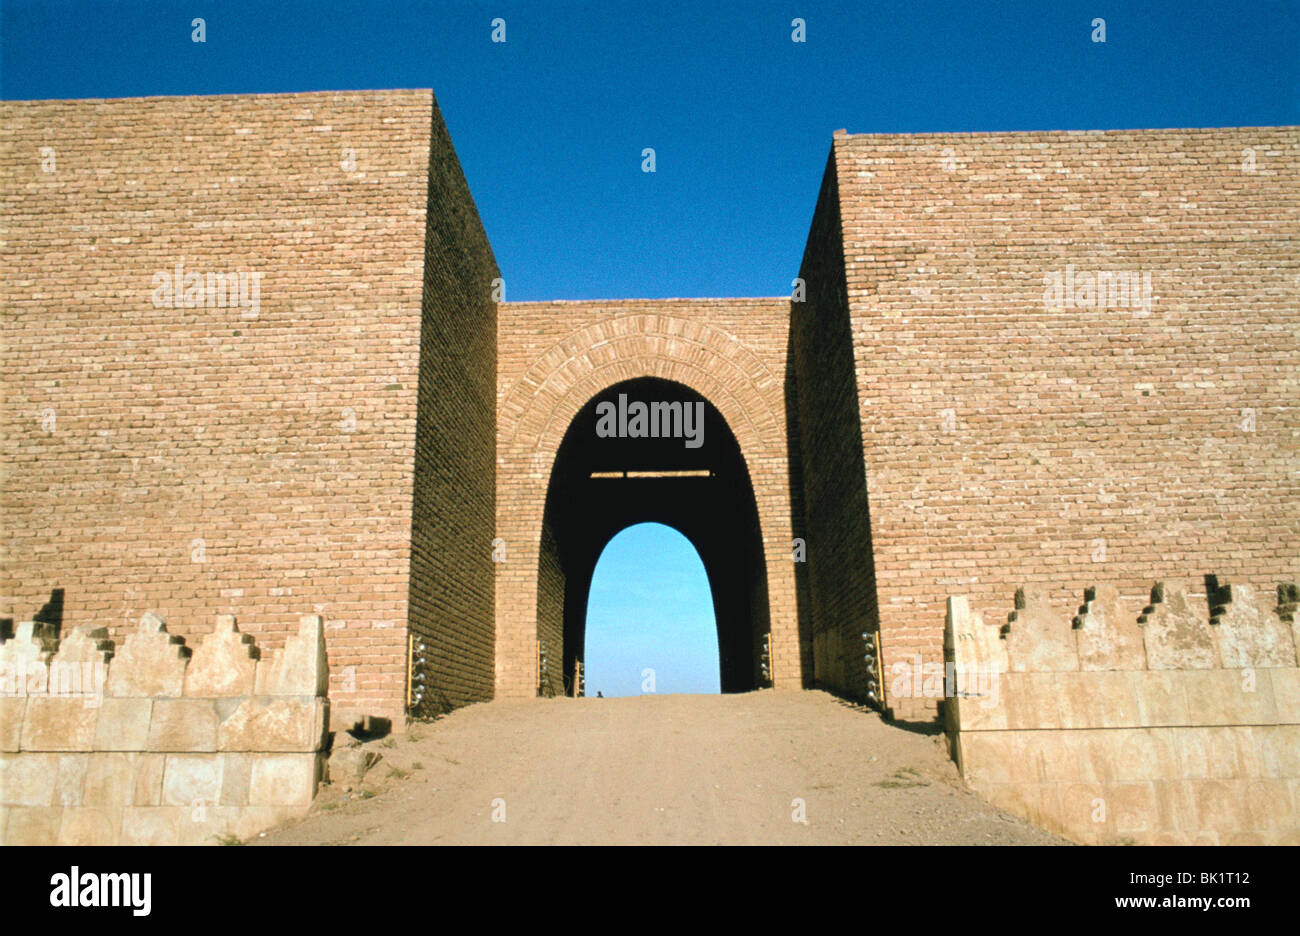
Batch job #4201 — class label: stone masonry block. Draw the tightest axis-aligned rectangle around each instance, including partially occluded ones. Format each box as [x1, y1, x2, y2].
[93, 697, 153, 751]
[21, 695, 99, 751]
[1209, 580, 1297, 668]
[162, 754, 224, 808]
[59, 806, 122, 845]
[249, 753, 318, 806]
[119, 806, 181, 845]
[0, 753, 58, 806]
[82, 752, 136, 807]
[220, 753, 253, 807]
[4, 806, 63, 845]
[217, 696, 327, 753]
[147, 698, 217, 752]
[1131, 671, 1191, 727]
[1182, 669, 1275, 725]
[1269, 668, 1300, 723]
[54, 754, 88, 806]
[0, 698, 25, 751]
[134, 753, 166, 806]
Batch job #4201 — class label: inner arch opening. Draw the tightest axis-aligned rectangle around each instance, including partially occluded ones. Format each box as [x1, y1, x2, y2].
[584, 523, 720, 697]
[535, 376, 772, 696]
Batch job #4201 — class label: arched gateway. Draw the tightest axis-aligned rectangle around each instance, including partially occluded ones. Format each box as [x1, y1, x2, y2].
[494, 306, 803, 699]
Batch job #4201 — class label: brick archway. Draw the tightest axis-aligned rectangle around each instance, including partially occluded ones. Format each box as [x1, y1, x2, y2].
[495, 313, 800, 698]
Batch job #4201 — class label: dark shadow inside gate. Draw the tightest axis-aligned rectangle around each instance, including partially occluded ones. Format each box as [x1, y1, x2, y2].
[536, 377, 771, 695]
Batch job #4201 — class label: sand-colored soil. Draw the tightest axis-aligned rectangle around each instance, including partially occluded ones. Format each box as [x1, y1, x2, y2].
[256, 690, 1065, 846]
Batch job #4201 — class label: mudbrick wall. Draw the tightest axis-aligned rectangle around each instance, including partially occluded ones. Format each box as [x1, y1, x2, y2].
[943, 580, 1300, 844]
[0, 90, 498, 728]
[3, 90, 1296, 733]
[815, 127, 1300, 719]
[789, 150, 883, 705]
[407, 93, 500, 715]
[0, 612, 328, 845]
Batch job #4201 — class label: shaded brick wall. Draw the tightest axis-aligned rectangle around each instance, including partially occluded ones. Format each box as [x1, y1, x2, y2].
[790, 148, 883, 704]
[1, 90, 498, 727]
[536, 520, 564, 696]
[830, 127, 1300, 718]
[407, 95, 499, 714]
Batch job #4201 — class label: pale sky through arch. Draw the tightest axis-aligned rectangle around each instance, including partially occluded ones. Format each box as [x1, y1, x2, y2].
[584, 522, 721, 698]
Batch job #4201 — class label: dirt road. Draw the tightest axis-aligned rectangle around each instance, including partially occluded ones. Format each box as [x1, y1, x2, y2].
[257, 690, 1064, 846]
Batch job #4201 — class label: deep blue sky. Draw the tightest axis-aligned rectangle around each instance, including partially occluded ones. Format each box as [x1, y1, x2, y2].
[4, 1, 1297, 690]
[3, 1, 1297, 300]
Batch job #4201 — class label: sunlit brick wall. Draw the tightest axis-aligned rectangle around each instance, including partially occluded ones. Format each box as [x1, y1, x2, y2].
[0, 90, 488, 727]
[831, 127, 1300, 718]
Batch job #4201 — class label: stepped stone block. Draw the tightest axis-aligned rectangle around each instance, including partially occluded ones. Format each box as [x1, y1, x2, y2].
[184, 615, 258, 697]
[1073, 584, 1145, 670]
[106, 613, 189, 698]
[1002, 588, 1078, 672]
[1280, 585, 1300, 665]
[50, 626, 113, 667]
[945, 595, 1008, 678]
[1140, 583, 1217, 669]
[0, 621, 53, 670]
[943, 596, 1008, 732]
[255, 615, 328, 696]
[1209, 580, 1297, 668]
[0, 622, 52, 698]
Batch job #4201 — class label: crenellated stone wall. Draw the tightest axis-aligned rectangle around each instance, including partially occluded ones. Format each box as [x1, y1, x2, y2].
[0, 611, 328, 844]
[942, 580, 1300, 844]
